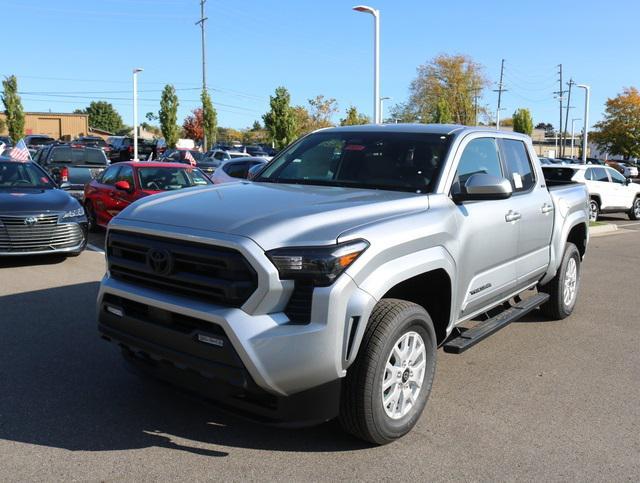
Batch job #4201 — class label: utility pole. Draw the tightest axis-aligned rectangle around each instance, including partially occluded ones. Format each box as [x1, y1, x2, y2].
[471, 86, 481, 126]
[562, 78, 574, 157]
[196, 0, 208, 150]
[554, 64, 565, 159]
[494, 59, 506, 129]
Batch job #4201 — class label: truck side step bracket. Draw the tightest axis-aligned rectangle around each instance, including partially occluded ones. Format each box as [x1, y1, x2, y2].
[443, 293, 550, 354]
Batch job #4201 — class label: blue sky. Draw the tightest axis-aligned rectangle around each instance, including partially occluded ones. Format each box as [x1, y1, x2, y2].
[2, 0, 638, 130]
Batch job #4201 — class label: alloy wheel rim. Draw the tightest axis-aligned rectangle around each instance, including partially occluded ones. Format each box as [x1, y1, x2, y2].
[563, 257, 578, 307]
[634, 199, 640, 217]
[589, 202, 598, 221]
[381, 331, 426, 420]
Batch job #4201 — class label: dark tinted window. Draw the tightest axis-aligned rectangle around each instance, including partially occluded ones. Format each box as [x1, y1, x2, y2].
[455, 138, 503, 186]
[0, 162, 54, 189]
[609, 168, 626, 184]
[117, 165, 134, 185]
[224, 161, 251, 178]
[258, 131, 452, 193]
[137, 167, 210, 190]
[100, 166, 120, 185]
[49, 147, 107, 165]
[591, 167, 609, 182]
[500, 139, 535, 192]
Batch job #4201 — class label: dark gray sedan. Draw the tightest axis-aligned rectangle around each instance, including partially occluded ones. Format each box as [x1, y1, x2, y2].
[0, 156, 87, 256]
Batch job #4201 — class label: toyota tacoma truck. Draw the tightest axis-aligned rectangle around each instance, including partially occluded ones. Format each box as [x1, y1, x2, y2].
[97, 125, 589, 444]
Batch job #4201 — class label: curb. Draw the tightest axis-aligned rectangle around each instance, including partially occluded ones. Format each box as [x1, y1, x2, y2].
[589, 223, 618, 236]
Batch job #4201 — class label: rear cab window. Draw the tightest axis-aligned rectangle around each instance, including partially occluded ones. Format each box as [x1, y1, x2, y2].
[49, 147, 108, 165]
[499, 138, 535, 193]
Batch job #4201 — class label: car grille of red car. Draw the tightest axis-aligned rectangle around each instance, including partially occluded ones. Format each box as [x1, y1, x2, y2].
[0, 214, 84, 253]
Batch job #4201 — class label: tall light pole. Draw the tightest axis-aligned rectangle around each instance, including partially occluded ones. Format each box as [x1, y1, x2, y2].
[132, 68, 143, 161]
[196, 0, 208, 151]
[380, 96, 391, 123]
[577, 84, 590, 163]
[571, 118, 581, 159]
[353, 5, 380, 124]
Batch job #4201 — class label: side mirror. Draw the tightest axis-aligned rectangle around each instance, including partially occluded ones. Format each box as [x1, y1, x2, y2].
[452, 173, 513, 203]
[115, 180, 132, 192]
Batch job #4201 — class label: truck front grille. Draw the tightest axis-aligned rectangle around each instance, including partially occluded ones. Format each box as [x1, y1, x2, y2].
[0, 214, 84, 252]
[107, 230, 258, 307]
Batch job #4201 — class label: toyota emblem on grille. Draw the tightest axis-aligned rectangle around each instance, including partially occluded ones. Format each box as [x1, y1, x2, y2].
[24, 217, 38, 226]
[146, 248, 174, 275]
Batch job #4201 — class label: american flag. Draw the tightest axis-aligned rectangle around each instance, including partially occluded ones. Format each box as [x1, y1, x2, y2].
[184, 150, 197, 166]
[8, 139, 31, 162]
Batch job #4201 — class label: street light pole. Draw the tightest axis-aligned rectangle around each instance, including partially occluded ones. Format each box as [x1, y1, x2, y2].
[132, 68, 143, 161]
[577, 84, 590, 163]
[571, 118, 581, 159]
[380, 96, 391, 123]
[353, 5, 380, 123]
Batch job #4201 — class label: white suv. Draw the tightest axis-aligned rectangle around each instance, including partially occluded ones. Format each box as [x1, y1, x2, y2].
[546, 165, 640, 221]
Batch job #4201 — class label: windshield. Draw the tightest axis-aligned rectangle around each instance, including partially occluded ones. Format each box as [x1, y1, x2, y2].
[0, 161, 55, 189]
[256, 131, 452, 193]
[137, 167, 211, 191]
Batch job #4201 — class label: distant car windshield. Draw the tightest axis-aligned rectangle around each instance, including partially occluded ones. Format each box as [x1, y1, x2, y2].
[165, 150, 205, 162]
[50, 147, 108, 165]
[137, 166, 211, 190]
[77, 138, 106, 147]
[256, 131, 453, 193]
[0, 161, 54, 189]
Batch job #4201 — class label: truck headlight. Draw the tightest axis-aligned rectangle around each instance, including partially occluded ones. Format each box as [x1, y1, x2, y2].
[267, 240, 369, 286]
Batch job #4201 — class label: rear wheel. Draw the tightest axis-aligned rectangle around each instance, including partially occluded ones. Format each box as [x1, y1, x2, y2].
[339, 299, 437, 445]
[538, 242, 581, 320]
[589, 199, 599, 222]
[628, 197, 640, 220]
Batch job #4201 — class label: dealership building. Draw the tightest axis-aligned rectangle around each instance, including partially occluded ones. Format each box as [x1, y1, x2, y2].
[0, 111, 89, 141]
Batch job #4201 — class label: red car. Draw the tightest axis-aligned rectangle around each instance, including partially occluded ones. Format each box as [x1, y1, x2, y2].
[83, 161, 211, 230]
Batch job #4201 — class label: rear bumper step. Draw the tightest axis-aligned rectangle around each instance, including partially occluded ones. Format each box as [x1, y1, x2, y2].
[443, 293, 550, 354]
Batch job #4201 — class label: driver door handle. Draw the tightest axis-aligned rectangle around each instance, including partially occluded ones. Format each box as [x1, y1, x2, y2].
[505, 210, 521, 222]
[541, 203, 554, 214]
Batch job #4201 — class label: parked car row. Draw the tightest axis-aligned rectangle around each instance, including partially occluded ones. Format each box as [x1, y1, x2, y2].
[543, 164, 640, 221]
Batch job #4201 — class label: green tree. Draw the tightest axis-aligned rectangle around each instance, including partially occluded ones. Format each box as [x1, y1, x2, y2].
[201, 89, 217, 149]
[1, 75, 25, 141]
[159, 84, 179, 148]
[251, 120, 262, 131]
[433, 98, 453, 123]
[591, 87, 640, 159]
[308, 95, 338, 129]
[340, 106, 370, 126]
[76, 101, 124, 133]
[512, 108, 533, 135]
[263, 86, 297, 149]
[390, 54, 488, 125]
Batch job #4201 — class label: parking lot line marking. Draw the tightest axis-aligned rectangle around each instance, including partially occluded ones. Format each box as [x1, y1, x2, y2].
[87, 243, 105, 254]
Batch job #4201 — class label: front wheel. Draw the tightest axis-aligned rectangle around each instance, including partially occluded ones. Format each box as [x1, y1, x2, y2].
[628, 197, 640, 220]
[538, 242, 581, 320]
[84, 201, 99, 232]
[589, 199, 599, 222]
[339, 299, 437, 445]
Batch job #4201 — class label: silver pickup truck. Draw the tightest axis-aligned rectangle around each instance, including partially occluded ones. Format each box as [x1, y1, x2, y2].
[97, 124, 589, 444]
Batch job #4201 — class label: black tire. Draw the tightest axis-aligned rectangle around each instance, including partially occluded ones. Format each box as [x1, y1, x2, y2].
[85, 201, 99, 232]
[628, 197, 640, 220]
[538, 242, 581, 320]
[589, 199, 599, 222]
[339, 299, 437, 445]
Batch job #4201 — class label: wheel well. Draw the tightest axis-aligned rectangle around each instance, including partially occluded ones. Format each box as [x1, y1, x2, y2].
[590, 195, 600, 206]
[381, 269, 451, 345]
[567, 223, 587, 258]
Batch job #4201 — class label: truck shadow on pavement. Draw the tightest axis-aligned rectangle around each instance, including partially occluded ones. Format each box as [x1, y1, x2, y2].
[0, 282, 371, 457]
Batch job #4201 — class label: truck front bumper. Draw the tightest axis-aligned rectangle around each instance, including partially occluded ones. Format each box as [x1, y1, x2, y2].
[98, 269, 376, 424]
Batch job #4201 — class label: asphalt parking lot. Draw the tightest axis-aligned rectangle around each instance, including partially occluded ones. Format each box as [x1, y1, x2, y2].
[1, 227, 639, 481]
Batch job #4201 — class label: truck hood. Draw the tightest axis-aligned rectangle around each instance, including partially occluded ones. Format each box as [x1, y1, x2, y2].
[117, 181, 429, 250]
